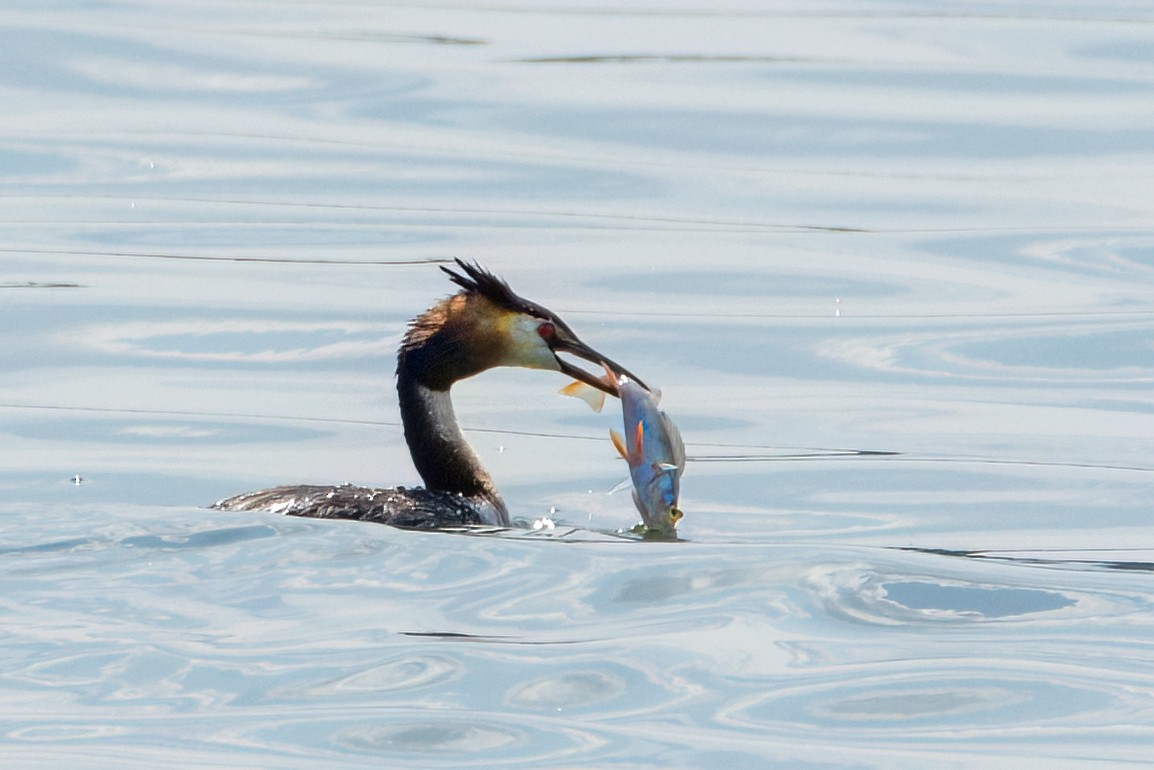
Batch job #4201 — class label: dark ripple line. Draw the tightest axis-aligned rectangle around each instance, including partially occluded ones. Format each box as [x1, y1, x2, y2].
[17, 129, 1154, 188]
[17, 195, 1154, 236]
[0, 401, 394, 426]
[10, 247, 1154, 322]
[0, 247, 445, 266]
[399, 631, 587, 644]
[0, 195, 823, 233]
[0, 402, 610, 444]
[8, 403, 1151, 474]
[516, 54, 818, 64]
[0, 401, 900, 456]
[564, 307, 1154, 320]
[252, 31, 485, 46]
[690, 449, 899, 462]
[5, 195, 1152, 236]
[381, 3, 1154, 23]
[908, 454, 1154, 474]
[898, 546, 1154, 574]
[699, 450, 1154, 474]
[0, 281, 83, 288]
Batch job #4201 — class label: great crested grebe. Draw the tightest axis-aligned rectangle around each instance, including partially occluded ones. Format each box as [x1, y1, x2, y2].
[213, 259, 642, 529]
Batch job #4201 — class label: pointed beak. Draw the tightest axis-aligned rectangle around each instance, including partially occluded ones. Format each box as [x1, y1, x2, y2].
[551, 333, 647, 396]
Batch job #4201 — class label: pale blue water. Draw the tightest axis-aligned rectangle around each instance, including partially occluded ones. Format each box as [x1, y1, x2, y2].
[5, 2, 1154, 767]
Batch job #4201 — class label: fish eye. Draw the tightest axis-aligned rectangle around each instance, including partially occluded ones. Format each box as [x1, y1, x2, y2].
[536, 321, 556, 340]
[670, 508, 683, 523]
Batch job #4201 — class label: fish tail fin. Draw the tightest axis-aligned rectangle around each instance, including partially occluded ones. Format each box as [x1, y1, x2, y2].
[559, 380, 606, 412]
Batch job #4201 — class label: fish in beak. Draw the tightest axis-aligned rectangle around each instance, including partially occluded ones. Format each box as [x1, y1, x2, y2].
[547, 323, 647, 397]
[608, 371, 685, 539]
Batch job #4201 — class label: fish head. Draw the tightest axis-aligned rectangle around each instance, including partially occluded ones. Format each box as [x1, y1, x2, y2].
[632, 478, 683, 540]
[630, 443, 684, 539]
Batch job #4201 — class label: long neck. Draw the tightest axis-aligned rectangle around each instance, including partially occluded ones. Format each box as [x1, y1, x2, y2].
[396, 368, 509, 525]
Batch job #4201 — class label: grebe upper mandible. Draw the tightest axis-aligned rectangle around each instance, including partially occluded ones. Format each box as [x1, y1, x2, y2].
[213, 259, 643, 529]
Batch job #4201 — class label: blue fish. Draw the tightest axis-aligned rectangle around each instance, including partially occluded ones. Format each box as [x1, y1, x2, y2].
[608, 372, 685, 538]
[560, 368, 685, 538]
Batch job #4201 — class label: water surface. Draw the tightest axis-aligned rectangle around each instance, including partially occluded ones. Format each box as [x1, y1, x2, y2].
[4, 2, 1154, 767]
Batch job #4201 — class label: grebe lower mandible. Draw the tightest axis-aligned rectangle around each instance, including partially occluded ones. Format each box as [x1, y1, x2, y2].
[212, 259, 643, 530]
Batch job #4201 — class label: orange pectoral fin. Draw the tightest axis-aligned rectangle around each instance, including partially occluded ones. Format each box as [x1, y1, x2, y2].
[610, 429, 629, 461]
[611, 422, 645, 464]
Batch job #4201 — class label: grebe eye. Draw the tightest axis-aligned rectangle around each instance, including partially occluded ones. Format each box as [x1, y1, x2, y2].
[537, 321, 556, 340]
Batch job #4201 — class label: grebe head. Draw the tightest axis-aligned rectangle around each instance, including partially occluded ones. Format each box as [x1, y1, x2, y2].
[400, 259, 643, 392]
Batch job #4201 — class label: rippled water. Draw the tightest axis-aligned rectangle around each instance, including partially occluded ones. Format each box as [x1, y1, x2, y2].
[5, 2, 1154, 767]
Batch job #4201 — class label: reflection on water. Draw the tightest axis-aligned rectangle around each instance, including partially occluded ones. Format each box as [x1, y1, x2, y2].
[7, 508, 1154, 767]
[5, 0, 1154, 768]
[731, 672, 1114, 731]
[880, 580, 1075, 617]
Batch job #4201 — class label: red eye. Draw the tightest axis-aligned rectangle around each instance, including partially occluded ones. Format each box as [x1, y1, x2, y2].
[537, 321, 556, 340]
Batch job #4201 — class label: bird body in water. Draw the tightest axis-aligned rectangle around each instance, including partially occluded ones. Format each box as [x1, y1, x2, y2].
[213, 260, 640, 529]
